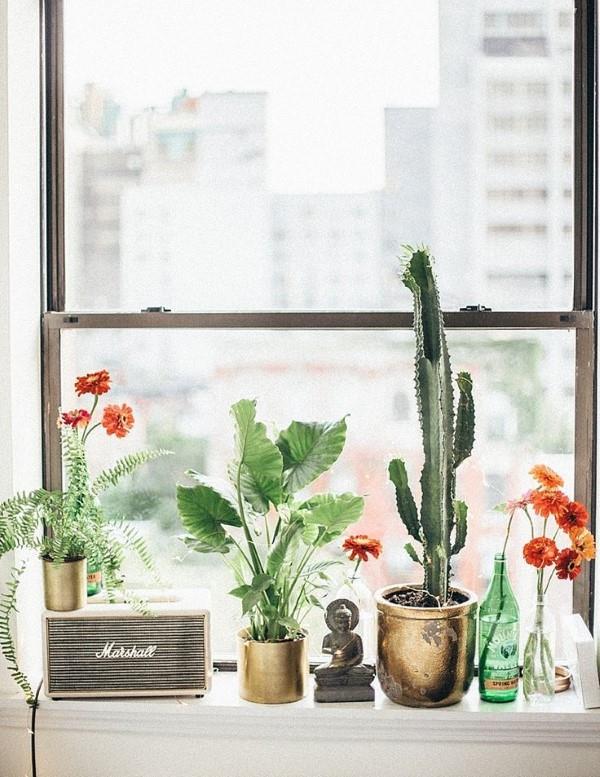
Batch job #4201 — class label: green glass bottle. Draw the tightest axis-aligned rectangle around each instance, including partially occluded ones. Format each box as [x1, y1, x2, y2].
[87, 560, 103, 597]
[478, 553, 520, 702]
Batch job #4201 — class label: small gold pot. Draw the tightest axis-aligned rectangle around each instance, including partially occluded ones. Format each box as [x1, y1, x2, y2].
[42, 557, 87, 612]
[375, 584, 477, 707]
[237, 629, 308, 704]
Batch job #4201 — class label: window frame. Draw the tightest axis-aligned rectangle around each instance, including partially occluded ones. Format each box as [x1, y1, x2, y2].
[40, 0, 598, 629]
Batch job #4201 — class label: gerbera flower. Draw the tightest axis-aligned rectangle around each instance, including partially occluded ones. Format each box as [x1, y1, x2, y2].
[60, 409, 91, 429]
[555, 548, 582, 580]
[523, 537, 558, 568]
[342, 535, 383, 563]
[530, 488, 569, 519]
[75, 369, 111, 397]
[556, 501, 589, 532]
[569, 527, 596, 561]
[101, 403, 135, 438]
[529, 464, 564, 490]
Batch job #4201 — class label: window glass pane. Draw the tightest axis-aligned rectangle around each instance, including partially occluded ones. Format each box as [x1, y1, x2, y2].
[64, 1, 574, 312]
[61, 329, 575, 656]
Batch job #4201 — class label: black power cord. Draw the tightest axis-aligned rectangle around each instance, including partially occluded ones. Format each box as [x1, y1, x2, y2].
[29, 679, 43, 777]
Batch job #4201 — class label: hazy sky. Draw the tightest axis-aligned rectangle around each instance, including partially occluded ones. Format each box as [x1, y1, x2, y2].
[64, 0, 439, 193]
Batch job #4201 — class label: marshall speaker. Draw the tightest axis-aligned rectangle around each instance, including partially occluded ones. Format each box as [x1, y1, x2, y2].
[43, 588, 211, 698]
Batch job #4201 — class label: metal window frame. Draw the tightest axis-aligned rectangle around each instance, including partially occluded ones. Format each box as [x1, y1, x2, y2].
[40, 0, 597, 628]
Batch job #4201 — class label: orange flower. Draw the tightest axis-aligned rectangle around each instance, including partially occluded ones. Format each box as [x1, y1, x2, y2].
[342, 535, 382, 563]
[529, 464, 564, 490]
[555, 548, 583, 580]
[523, 537, 558, 568]
[530, 489, 569, 519]
[101, 403, 134, 438]
[556, 501, 589, 532]
[75, 370, 111, 397]
[60, 409, 91, 429]
[569, 527, 596, 561]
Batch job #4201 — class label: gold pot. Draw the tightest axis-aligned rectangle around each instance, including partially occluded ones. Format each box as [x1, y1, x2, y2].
[375, 584, 477, 707]
[237, 629, 308, 704]
[42, 557, 87, 612]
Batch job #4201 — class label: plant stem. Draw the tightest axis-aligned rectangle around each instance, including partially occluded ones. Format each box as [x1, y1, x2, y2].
[235, 466, 264, 577]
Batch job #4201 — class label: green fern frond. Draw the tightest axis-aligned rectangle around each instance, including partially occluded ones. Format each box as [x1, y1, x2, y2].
[91, 449, 172, 496]
[0, 563, 33, 704]
[116, 521, 156, 573]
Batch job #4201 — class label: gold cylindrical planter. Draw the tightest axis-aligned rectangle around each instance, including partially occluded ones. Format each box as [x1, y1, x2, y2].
[375, 584, 477, 707]
[43, 557, 87, 612]
[237, 629, 308, 704]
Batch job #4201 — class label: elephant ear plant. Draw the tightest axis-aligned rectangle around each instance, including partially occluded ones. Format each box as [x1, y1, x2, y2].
[177, 399, 364, 642]
[388, 247, 475, 605]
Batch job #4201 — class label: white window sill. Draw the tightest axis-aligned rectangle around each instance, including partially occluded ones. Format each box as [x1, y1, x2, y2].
[1, 671, 599, 745]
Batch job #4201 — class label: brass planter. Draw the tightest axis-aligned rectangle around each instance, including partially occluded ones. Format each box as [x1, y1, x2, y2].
[375, 584, 477, 707]
[237, 629, 308, 704]
[43, 557, 87, 612]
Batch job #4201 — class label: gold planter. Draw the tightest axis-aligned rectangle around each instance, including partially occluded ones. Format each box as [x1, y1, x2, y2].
[237, 629, 308, 704]
[375, 584, 477, 707]
[43, 557, 87, 612]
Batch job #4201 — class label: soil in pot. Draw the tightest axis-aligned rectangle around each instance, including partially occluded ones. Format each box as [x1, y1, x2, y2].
[384, 587, 469, 608]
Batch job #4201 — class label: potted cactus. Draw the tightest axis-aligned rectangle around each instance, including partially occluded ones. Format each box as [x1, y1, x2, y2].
[375, 247, 477, 707]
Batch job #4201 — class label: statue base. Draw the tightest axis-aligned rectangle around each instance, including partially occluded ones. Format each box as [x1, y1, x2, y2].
[314, 684, 375, 703]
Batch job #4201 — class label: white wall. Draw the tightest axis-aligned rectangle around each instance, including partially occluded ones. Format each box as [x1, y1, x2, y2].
[0, 0, 42, 695]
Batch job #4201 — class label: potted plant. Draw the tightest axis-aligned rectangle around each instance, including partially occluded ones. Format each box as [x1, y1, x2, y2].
[0, 369, 169, 703]
[375, 247, 477, 707]
[499, 465, 595, 702]
[176, 398, 364, 704]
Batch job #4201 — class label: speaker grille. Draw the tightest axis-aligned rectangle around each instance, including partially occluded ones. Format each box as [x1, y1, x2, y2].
[46, 615, 207, 694]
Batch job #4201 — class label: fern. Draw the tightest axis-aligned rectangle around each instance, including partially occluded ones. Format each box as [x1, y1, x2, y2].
[0, 563, 33, 704]
[91, 449, 172, 496]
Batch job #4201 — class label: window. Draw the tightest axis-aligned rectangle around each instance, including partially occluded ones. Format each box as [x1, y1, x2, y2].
[44, 0, 595, 657]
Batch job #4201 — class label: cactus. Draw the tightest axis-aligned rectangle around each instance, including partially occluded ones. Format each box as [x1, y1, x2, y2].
[389, 247, 475, 604]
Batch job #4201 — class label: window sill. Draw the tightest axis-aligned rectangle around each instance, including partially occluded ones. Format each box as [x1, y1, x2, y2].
[1, 671, 599, 745]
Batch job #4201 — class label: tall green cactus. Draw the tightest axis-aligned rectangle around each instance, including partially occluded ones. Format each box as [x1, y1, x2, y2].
[389, 247, 475, 604]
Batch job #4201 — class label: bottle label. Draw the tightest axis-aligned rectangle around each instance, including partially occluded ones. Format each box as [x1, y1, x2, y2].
[87, 570, 102, 584]
[484, 677, 518, 691]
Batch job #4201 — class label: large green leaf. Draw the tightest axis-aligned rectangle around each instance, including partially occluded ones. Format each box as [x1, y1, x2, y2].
[299, 493, 364, 546]
[276, 417, 347, 494]
[176, 483, 241, 554]
[228, 399, 283, 513]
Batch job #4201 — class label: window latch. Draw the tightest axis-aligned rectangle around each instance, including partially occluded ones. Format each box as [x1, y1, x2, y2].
[459, 304, 492, 312]
[141, 306, 172, 313]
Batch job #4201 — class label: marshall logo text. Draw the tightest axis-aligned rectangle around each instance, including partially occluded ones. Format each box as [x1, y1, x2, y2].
[95, 641, 158, 659]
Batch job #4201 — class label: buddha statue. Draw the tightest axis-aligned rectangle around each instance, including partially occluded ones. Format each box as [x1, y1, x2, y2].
[314, 598, 375, 702]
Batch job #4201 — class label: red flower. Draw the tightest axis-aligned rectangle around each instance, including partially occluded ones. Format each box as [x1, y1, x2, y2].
[530, 489, 569, 519]
[556, 501, 589, 532]
[342, 535, 382, 563]
[60, 409, 91, 429]
[75, 370, 111, 397]
[101, 404, 134, 438]
[529, 464, 564, 490]
[555, 548, 582, 581]
[523, 537, 558, 568]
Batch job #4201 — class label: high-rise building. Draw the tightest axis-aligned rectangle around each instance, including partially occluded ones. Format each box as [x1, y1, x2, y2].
[272, 192, 382, 309]
[120, 91, 271, 311]
[383, 0, 573, 311]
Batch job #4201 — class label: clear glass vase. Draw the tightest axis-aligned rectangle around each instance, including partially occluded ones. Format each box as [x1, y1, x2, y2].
[522, 593, 556, 703]
[333, 571, 377, 663]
